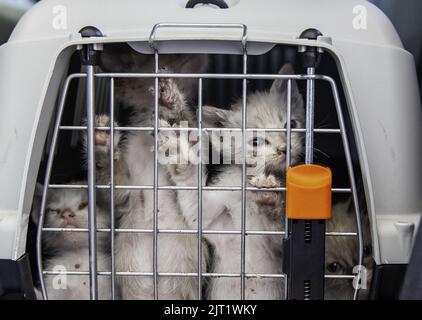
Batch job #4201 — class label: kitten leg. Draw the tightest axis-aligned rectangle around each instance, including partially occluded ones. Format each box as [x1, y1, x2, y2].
[156, 125, 229, 230]
[82, 114, 130, 208]
[245, 174, 284, 300]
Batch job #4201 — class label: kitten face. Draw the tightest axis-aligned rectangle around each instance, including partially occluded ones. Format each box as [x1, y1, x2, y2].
[244, 89, 304, 175]
[44, 188, 89, 229]
[42, 187, 109, 250]
[325, 201, 373, 300]
[203, 64, 305, 176]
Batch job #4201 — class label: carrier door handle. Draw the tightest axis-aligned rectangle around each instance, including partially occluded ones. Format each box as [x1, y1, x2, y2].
[185, 0, 229, 9]
[149, 23, 247, 50]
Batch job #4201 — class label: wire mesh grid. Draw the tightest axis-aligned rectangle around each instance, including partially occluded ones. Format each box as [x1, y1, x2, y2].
[36, 24, 365, 301]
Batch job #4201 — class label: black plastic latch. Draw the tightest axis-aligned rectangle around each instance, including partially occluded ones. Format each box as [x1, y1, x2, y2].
[79, 26, 103, 66]
[186, 0, 229, 9]
[283, 220, 326, 299]
[299, 28, 323, 69]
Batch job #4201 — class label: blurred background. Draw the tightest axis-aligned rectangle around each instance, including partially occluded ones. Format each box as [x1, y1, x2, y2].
[1, 0, 420, 94]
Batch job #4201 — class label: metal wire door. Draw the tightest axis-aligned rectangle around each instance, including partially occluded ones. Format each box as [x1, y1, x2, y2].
[36, 23, 364, 300]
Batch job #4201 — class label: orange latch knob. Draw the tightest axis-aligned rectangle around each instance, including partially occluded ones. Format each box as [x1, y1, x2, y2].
[286, 164, 332, 220]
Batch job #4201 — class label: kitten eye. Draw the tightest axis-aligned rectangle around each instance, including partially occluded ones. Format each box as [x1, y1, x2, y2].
[249, 138, 268, 147]
[327, 262, 343, 273]
[284, 120, 298, 129]
[78, 202, 88, 210]
[47, 208, 60, 215]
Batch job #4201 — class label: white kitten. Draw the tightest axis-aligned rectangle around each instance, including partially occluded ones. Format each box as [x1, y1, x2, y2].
[32, 184, 111, 300]
[159, 64, 305, 300]
[88, 74, 207, 300]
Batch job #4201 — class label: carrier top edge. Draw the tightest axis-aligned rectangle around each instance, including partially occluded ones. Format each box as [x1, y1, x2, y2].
[7, 0, 403, 51]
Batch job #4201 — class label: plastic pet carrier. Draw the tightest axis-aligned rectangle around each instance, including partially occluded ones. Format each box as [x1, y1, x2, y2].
[0, 0, 421, 300]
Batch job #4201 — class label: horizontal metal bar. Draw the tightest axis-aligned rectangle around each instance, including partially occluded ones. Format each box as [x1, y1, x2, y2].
[42, 228, 356, 237]
[63, 70, 336, 83]
[47, 184, 352, 193]
[60, 126, 155, 132]
[42, 270, 355, 280]
[95, 73, 328, 81]
[58, 126, 340, 134]
[324, 275, 356, 280]
[41, 228, 285, 235]
[65, 72, 337, 86]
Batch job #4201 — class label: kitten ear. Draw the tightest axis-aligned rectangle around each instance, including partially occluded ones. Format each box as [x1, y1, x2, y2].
[270, 64, 300, 98]
[30, 183, 44, 225]
[99, 43, 150, 72]
[202, 106, 231, 128]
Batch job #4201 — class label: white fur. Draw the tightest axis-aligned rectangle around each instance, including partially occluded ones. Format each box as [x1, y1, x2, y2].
[161, 64, 305, 299]
[89, 73, 208, 300]
[34, 186, 111, 300]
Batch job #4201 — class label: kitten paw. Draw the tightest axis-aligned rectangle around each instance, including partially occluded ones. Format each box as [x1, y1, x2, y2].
[149, 67, 183, 109]
[249, 174, 280, 206]
[83, 114, 122, 169]
[94, 115, 121, 153]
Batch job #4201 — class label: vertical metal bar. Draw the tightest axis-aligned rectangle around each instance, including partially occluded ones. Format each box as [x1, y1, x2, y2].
[109, 78, 116, 300]
[240, 47, 248, 300]
[36, 75, 80, 300]
[284, 65, 325, 300]
[284, 79, 292, 299]
[305, 67, 315, 164]
[86, 64, 99, 300]
[285, 80, 292, 170]
[285, 79, 292, 233]
[153, 51, 159, 300]
[327, 79, 364, 300]
[197, 78, 203, 300]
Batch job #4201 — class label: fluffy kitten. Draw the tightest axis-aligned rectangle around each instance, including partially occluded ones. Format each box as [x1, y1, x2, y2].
[32, 184, 111, 300]
[325, 199, 373, 300]
[88, 74, 208, 300]
[159, 64, 305, 300]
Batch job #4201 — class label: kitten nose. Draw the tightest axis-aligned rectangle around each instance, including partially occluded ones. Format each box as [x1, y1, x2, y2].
[62, 209, 75, 219]
[95, 132, 108, 146]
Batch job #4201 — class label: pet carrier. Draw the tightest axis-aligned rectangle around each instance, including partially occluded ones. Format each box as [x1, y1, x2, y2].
[0, 0, 421, 300]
